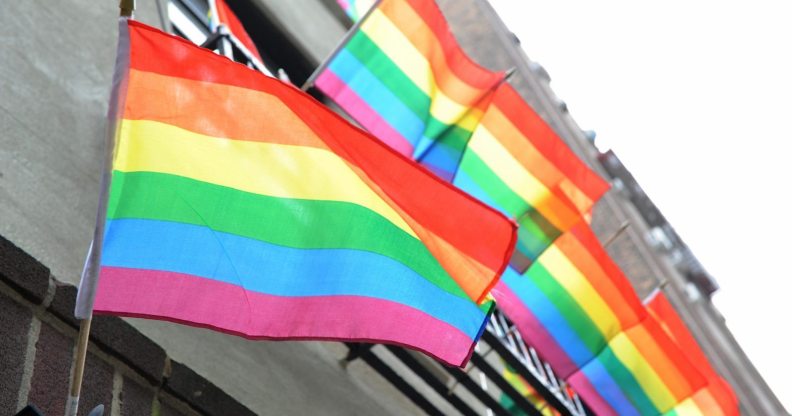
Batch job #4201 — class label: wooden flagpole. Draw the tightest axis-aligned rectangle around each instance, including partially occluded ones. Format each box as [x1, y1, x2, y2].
[300, 0, 383, 91]
[67, 5, 134, 416]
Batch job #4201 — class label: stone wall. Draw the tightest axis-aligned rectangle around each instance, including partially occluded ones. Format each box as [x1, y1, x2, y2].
[1, 234, 258, 416]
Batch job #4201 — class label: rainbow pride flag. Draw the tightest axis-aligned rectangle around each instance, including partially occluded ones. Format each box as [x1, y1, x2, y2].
[210, 0, 263, 62]
[492, 222, 647, 379]
[316, 0, 504, 180]
[454, 83, 609, 271]
[494, 222, 705, 414]
[647, 293, 738, 416]
[76, 20, 517, 367]
[500, 362, 560, 416]
[567, 315, 707, 415]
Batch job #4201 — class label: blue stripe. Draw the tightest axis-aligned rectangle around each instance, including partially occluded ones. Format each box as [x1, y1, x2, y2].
[328, 50, 425, 147]
[579, 358, 641, 416]
[416, 142, 462, 182]
[501, 267, 594, 367]
[101, 218, 485, 338]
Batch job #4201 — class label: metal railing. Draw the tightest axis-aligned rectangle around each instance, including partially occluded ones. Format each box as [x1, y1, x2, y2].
[341, 307, 589, 416]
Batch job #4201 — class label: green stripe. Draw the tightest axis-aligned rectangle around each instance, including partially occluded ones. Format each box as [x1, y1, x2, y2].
[526, 263, 607, 353]
[425, 123, 475, 156]
[346, 32, 430, 120]
[345, 31, 475, 150]
[458, 150, 530, 217]
[106, 171, 471, 302]
[596, 346, 660, 415]
[458, 151, 560, 259]
[516, 210, 562, 258]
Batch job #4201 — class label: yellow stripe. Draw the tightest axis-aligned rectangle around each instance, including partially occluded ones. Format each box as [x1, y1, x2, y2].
[609, 331, 677, 411]
[362, 10, 478, 126]
[668, 397, 705, 416]
[468, 126, 580, 228]
[538, 245, 621, 339]
[113, 119, 417, 238]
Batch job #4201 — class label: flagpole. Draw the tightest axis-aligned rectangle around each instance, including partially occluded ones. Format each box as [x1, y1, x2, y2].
[67, 5, 134, 416]
[603, 220, 630, 248]
[67, 318, 93, 416]
[300, 0, 383, 91]
[642, 279, 669, 305]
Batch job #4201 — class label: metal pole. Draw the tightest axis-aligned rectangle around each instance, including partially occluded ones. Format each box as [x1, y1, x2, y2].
[300, 0, 383, 91]
[641, 279, 669, 305]
[603, 221, 630, 248]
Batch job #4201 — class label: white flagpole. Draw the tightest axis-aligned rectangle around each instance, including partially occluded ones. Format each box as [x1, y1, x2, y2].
[68, 2, 133, 414]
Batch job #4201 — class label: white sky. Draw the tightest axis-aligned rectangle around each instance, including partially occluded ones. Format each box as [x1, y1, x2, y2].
[489, 0, 792, 410]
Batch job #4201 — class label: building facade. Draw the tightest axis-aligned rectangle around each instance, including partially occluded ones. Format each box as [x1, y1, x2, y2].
[0, 0, 786, 414]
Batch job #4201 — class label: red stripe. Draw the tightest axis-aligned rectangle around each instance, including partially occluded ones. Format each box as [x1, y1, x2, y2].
[648, 293, 738, 414]
[493, 84, 609, 205]
[399, 0, 502, 89]
[561, 221, 647, 322]
[95, 266, 478, 367]
[640, 316, 707, 396]
[215, 0, 263, 61]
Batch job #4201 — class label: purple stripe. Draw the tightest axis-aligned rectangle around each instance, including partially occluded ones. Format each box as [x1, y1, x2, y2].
[491, 280, 578, 376]
[315, 70, 414, 156]
[94, 266, 478, 367]
[567, 371, 620, 416]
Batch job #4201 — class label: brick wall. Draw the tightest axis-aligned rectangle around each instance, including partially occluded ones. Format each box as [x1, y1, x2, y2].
[0, 234, 255, 416]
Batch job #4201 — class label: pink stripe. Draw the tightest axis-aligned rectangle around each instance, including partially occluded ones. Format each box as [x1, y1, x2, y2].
[94, 266, 476, 367]
[567, 372, 618, 416]
[315, 70, 414, 156]
[491, 281, 578, 377]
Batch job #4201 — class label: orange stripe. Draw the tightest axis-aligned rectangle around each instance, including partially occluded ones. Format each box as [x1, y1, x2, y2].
[691, 389, 726, 416]
[627, 325, 691, 401]
[378, 0, 501, 104]
[124, 69, 327, 149]
[401, 0, 501, 89]
[553, 225, 645, 328]
[492, 84, 609, 210]
[481, 103, 570, 196]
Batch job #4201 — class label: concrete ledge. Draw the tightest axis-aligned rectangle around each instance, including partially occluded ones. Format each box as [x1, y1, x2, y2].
[164, 361, 256, 416]
[48, 282, 167, 383]
[0, 234, 50, 304]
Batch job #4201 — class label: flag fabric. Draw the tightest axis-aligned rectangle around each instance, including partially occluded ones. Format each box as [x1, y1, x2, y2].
[76, 19, 517, 367]
[211, 0, 263, 62]
[647, 292, 739, 416]
[492, 222, 647, 379]
[567, 315, 707, 416]
[500, 362, 560, 416]
[315, 0, 504, 180]
[493, 222, 706, 414]
[453, 83, 609, 271]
